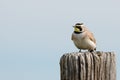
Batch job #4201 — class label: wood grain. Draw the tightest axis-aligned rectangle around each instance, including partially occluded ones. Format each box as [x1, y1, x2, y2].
[60, 51, 116, 80]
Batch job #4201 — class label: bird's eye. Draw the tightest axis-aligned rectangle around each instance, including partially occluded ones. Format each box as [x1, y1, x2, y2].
[76, 26, 82, 31]
[79, 27, 82, 31]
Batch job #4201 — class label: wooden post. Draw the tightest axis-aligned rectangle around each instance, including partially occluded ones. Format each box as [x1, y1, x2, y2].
[60, 51, 116, 80]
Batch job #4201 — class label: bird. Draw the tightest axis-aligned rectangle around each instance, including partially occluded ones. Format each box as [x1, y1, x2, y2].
[71, 23, 96, 52]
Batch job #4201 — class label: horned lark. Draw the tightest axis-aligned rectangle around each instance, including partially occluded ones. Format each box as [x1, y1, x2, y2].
[71, 23, 96, 52]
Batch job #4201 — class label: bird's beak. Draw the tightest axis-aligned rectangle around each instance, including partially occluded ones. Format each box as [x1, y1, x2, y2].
[73, 26, 75, 28]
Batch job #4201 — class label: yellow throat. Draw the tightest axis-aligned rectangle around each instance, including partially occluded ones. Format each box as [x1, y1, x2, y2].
[74, 27, 80, 32]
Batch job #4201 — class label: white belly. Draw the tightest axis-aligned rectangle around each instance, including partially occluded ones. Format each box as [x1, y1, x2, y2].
[72, 33, 96, 50]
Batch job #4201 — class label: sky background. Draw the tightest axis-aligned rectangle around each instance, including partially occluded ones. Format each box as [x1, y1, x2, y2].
[0, 0, 120, 80]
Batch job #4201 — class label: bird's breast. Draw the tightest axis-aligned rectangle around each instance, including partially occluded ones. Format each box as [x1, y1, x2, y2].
[72, 33, 96, 50]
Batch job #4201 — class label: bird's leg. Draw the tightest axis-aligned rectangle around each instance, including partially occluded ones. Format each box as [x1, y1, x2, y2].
[94, 48, 96, 51]
[79, 49, 81, 52]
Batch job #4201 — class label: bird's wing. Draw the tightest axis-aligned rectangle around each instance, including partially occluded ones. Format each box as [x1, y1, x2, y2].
[83, 26, 96, 44]
[87, 31, 96, 44]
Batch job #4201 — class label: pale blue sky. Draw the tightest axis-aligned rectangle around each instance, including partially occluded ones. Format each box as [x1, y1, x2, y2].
[0, 0, 120, 80]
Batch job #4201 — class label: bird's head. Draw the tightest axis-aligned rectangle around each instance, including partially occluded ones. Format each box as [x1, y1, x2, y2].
[73, 23, 85, 34]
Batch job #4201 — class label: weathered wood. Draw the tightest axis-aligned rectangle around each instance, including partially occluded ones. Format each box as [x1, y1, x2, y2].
[60, 51, 116, 80]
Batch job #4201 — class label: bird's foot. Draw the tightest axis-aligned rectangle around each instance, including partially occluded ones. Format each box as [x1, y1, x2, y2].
[89, 49, 96, 52]
[89, 50, 94, 52]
